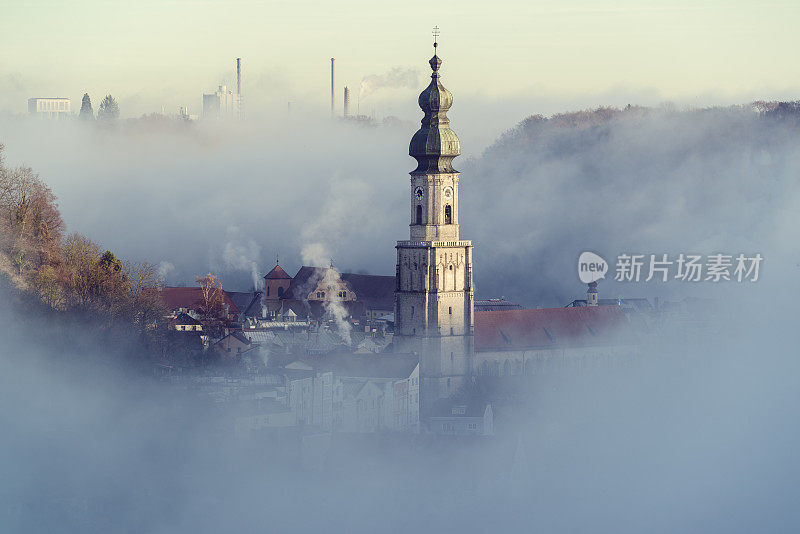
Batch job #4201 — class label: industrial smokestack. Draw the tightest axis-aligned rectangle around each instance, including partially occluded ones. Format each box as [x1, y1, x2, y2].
[236, 58, 241, 95]
[343, 86, 350, 118]
[330, 58, 335, 117]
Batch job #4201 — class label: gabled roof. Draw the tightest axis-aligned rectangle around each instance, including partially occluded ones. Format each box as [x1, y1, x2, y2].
[173, 312, 202, 326]
[283, 266, 395, 310]
[279, 299, 310, 319]
[264, 264, 292, 280]
[339, 272, 395, 310]
[216, 330, 252, 346]
[282, 266, 334, 300]
[227, 291, 264, 318]
[160, 287, 241, 314]
[474, 306, 635, 352]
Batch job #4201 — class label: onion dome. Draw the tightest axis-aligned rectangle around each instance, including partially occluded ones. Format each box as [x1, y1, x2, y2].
[409, 43, 461, 174]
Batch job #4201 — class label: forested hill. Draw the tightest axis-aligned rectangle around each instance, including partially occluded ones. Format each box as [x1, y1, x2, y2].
[0, 144, 166, 367]
[462, 102, 800, 305]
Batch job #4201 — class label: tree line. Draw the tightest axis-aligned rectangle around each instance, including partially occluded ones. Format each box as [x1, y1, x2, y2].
[79, 94, 119, 121]
[0, 144, 165, 356]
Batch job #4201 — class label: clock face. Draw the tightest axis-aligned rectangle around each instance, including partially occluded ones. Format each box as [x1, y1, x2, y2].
[414, 187, 424, 199]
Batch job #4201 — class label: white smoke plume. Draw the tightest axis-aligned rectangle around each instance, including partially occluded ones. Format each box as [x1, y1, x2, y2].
[156, 261, 175, 282]
[219, 226, 263, 291]
[300, 242, 352, 346]
[359, 67, 420, 100]
[2, 99, 800, 532]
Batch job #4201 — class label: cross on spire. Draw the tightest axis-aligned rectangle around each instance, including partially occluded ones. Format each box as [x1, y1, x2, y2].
[432, 25, 440, 50]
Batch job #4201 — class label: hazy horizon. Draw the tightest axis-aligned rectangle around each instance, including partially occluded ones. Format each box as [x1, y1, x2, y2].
[2, 0, 800, 121]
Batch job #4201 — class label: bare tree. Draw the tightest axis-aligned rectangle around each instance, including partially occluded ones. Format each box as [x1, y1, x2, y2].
[195, 273, 225, 318]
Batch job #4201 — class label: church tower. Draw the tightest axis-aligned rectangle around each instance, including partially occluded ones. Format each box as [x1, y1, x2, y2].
[394, 37, 474, 402]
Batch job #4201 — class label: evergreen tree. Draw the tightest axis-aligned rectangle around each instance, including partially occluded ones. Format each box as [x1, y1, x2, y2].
[78, 93, 94, 120]
[97, 94, 120, 120]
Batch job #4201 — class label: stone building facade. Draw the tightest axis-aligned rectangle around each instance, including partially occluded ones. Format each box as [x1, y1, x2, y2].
[394, 43, 475, 402]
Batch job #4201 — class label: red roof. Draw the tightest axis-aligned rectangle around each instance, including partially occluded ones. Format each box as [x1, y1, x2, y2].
[474, 306, 634, 352]
[264, 264, 292, 280]
[160, 287, 241, 314]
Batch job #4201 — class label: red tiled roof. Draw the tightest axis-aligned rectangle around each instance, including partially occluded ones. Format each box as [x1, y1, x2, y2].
[160, 287, 241, 314]
[264, 264, 292, 280]
[474, 306, 634, 352]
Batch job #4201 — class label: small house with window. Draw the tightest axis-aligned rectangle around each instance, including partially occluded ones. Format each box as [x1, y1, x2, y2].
[429, 402, 493, 436]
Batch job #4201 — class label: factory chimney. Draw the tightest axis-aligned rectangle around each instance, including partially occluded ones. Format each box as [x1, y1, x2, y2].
[236, 57, 241, 95]
[343, 86, 350, 118]
[330, 58, 335, 117]
[236, 57, 243, 119]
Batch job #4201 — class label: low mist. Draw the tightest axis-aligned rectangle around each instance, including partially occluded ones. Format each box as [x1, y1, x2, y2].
[1, 277, 798, 532]
[1, 101, 799, 532]
[1, 103, 797, 306]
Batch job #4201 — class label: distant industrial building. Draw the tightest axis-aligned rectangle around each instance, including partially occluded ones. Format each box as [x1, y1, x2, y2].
[28, 97, 71, 119]
[202, 85, 240, 119]
[203, 58, 243, 119]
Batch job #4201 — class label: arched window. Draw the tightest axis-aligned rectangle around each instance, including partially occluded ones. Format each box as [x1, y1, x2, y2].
[444, 204, 452, 224]
[277, 286, 284, 297]
[266, 286, 270, 296]
[416, 205, 422, 225]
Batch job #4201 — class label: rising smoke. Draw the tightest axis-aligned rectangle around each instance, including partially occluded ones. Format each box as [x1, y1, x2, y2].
[359, 67, 420, 101]
[218, 225, 263, 291]
[2, 103, 797, 306]
[1, 98, 800, 531]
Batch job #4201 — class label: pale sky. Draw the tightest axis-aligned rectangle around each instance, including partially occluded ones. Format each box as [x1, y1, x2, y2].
[1, 0, 799, 118]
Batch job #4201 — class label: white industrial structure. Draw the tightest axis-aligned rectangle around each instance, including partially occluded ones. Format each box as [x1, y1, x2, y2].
[203, 58, 243, 120]
[202, 85, 240, 119]
[28, 97, 71, 119]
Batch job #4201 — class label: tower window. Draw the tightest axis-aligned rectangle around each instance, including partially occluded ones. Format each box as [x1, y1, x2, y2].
[448, 306, 452, 314]
[450, 327, 454, 335]
[444, 204, 452, 224]
[416, 205, 422, 225]
[278, 287, 284, 297]
[266, 286, 270, 296]
[411, 306, 414, 317]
